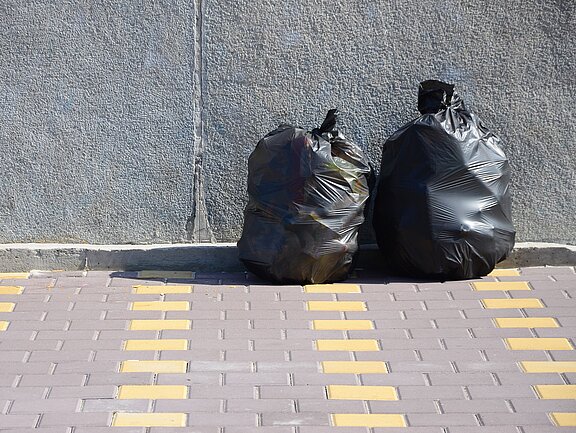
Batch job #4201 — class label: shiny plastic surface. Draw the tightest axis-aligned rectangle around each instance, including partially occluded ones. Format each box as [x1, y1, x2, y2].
[373, 80, 515, 279]
[238, 110, 370, 284]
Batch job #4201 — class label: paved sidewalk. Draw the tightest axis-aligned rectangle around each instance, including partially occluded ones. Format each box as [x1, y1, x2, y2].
[0, 267, 575, 432]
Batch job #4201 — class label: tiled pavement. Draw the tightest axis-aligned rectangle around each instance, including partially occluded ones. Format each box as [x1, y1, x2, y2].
[0, 267, 575, 432]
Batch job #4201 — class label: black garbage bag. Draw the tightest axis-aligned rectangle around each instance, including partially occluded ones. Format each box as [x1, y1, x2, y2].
[238, 110, 371, 284]
[373, 80, 515, 279]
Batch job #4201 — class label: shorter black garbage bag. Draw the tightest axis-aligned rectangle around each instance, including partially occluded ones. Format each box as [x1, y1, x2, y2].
[373, 80, 515, 279]
[238, 110, 371, 284]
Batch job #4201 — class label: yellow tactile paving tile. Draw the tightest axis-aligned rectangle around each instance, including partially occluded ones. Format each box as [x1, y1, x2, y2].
[312, 320, 374, 330]
[0, 272, 29, 279]
[0, 321, 8, 331]
[112, 412, 187, 427]
[129, 320, 191, 330]
[481, 298, 544, 309]
[551, 413, 576, 427]
[472, 281, 531, 291]
[137, 271, 195, 279]
[124, 339, 188, 351]
[0, 286, 23, 295]
[316, 339, 380, 351]
[327, 385, 398, 400]
[307, 301, 366, 311]
[534, 385, 576, 400]
[133, 285, 193, 294]
[130, 301, 190, 311]
[505, 338, 573, 351]
[118, 385, 188, 399]
[322, 361, 388, 374]
[304, 284, 361, 293]
[520, 361, 576, 373]
[331, 414, 406, 427]
[0, 302, 15, 312]
[121, 360, 188, 373]
[494, 318, 559, 328]
[488, 268, 520, 276]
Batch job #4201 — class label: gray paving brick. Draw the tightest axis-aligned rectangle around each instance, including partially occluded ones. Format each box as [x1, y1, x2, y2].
[191, 319, 250, 328]
[163, 329, 219, 339]
[360, 373, 426, 386]
[39, 412, 111, 427]
[435, 319, 494, 329]
[0, 361, 52, 374]
[260, 385, 325, 399]
[362, 283, 417, 292]
[285, 329, 345, 339]
[93, 350, 155, 361]
[409, 329, 471, 339]
[188, 384, 255, 399]
[252, 339, 312, 351]
[439, 399, 509, 413]
[291, 372, 357, 385]
[19, 374, 86, 387]
[81, 398, 149, 412]
[62, 340, 123, 351]
[525, 308, 576, 317]
[227, 428, 293, 433]
[0, 330, 36, 340]
[36, 330, 97, 340]
[479, 412, 553, 426]
[157, 372, 220, 385]
[0, 374, 18, 386]
[186, 361, 252, 372]
[0, 414, 39, 428]
[495, 372, 565, 385]
[389, 361, 453, 373]
[154, 398, 221, 412]
[225, 372, 288, 385]
[0, 351, 27, 362]
[9, 398, 80, 413]
[285, 311, 343, 320]
[446, 428, 518, 433]
[278, 293, 333, 301]
[28, 350, 93, 362]
[97, 330, 157, 340]
[261, 412, 330, 426]
[86, 372, 153, 385]
[427, 372, 495, 385]
[45, 310, 105, 320]
[0, 312, 45, 321]
[53, 361, 118, 374]
[104, 310, 164, 319]
[48, 385, 117, 399]
[6, 321, 69, 331]
[373, 319, 434, 329]
[0, 387, 47, 399]
[535, 326, 576, 337]
[226, 310, 282, 320]
[13, 302, 72, 312]
[482, 349, 550, 361]
[397, 385, 466, 399]
[565, 372, 576, 383]
[224, 328, 283, 338]
[68, 320, 127, 330]
[0, 429, 70, 433]
[404, 309, 466, 319]
[256, 362, 318, 373]
[226, 398, 294, 413]
[455, 361, 522, 372]
[472, 328, 534, 338]
[463, 309, 524, 318]
[355, 350, 417, 361]
[442, 338, 508, 350]
[224, 350, 287, 362]
[510, 398, 576, 412]
[419, 350, 485, 362]
[466, 385, 536, 399]
[407, 413, 478, 426]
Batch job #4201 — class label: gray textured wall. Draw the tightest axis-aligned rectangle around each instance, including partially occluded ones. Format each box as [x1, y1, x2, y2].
[1, 0, 575, 245]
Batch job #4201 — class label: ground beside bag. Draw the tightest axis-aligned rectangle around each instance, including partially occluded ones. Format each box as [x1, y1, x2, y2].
[238, 110, 371, 284]
[373, 80, 515, 279]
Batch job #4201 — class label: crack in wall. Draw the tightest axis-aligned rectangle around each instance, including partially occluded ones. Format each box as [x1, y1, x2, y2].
[187, 0, 215, 242]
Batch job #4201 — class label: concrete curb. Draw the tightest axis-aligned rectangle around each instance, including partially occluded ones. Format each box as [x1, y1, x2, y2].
[0, 242, 574, 272]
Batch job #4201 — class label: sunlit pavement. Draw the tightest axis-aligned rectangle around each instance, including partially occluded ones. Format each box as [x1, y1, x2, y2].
[0, 267, 575, 432]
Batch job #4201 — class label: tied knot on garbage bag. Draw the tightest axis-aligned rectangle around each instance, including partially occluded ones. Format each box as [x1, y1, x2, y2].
[238, 110, 371, 284]
[373, 80, 515, 279]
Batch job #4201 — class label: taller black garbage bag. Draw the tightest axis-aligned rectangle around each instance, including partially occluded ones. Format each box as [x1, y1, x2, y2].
[373, 80, 515, 279]
[238, 110, 371, 284]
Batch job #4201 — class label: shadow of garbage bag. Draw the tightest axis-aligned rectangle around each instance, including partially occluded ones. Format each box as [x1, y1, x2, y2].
[238, 109, 371, 284]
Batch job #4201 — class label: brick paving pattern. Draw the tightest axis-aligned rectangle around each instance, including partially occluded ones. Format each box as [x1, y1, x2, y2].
[0, 267, 575, 431]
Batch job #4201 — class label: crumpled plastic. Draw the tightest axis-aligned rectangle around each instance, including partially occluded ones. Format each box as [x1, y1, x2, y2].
[373, 80, 515, 279]
[238, 109, 371, 284]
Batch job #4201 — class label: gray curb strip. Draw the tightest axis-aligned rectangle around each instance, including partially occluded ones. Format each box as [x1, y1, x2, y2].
[0, 242, 575, 273]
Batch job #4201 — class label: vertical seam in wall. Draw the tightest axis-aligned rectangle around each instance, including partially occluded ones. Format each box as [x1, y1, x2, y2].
[188, 0, 215, 242]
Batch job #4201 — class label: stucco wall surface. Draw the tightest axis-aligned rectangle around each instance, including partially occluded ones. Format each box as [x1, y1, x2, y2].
[1, 0, 575, 244]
